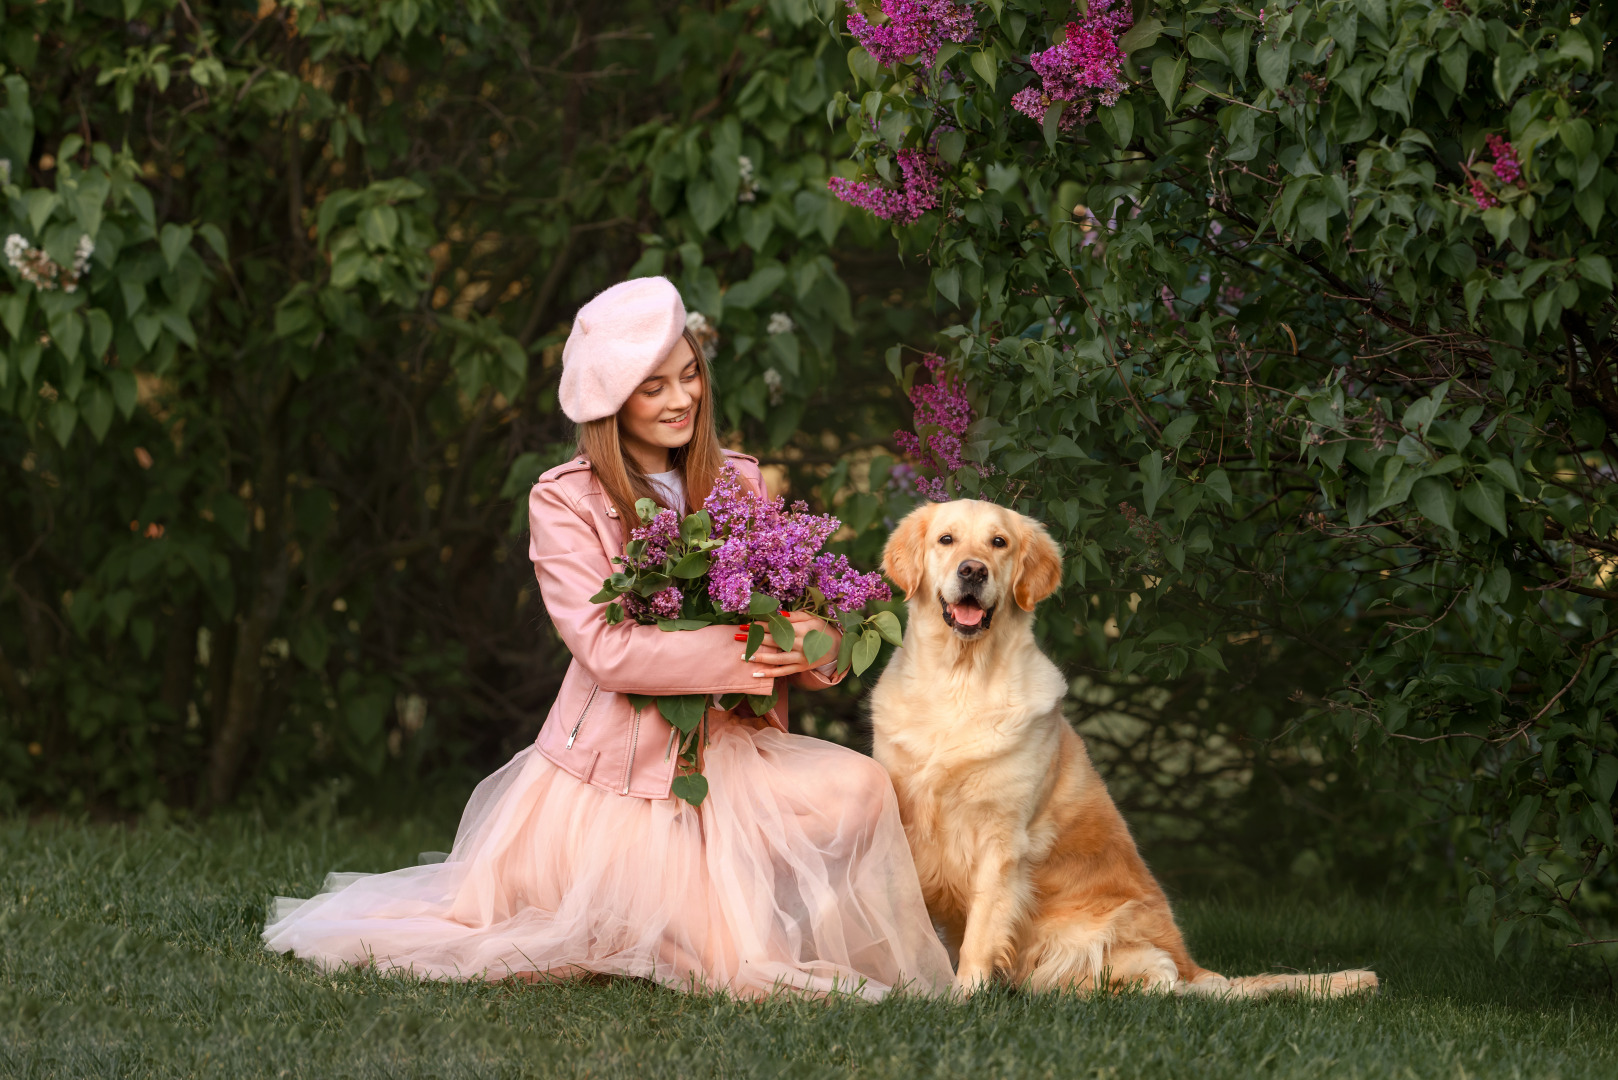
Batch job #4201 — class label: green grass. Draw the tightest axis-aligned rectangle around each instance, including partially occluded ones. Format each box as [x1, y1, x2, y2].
[1, 813, 1613, 1079]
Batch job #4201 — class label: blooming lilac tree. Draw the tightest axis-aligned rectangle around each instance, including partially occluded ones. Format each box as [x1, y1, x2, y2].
[828, 0, 1618, 954]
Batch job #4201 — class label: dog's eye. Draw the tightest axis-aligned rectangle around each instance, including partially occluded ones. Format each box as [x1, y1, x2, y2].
[992, 536, 1007, 548]
[938, 534, 954, 545]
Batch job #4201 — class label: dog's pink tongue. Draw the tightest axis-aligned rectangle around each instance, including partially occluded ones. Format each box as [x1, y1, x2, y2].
[949, 603, 985, 626]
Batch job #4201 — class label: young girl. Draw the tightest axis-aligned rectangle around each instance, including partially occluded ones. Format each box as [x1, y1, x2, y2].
[263, 276, 954, 999]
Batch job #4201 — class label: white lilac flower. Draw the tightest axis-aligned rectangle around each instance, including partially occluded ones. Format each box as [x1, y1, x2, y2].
[766, 311, 795, 336]
[5, 232, 94, 292]
[684, 311, 719, 360]
[762, 366, 785, 406]
[737, 155, 760, 203]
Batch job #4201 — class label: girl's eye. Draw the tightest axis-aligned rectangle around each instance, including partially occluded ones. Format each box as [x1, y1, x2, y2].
[992, 536, 1007, 548]
[939, 534, 954, 545]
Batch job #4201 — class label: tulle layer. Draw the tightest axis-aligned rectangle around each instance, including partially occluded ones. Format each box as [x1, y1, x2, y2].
[262, 721, 954, 1001]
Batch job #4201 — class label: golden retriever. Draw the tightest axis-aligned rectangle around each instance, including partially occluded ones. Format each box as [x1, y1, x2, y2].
[870, 499, 1378, 998]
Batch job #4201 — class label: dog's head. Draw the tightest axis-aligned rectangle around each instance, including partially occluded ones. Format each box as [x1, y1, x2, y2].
[882, 500, 1063, 640]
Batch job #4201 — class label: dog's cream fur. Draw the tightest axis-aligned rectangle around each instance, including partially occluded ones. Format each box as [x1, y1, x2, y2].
[870, 500, 1378, 998]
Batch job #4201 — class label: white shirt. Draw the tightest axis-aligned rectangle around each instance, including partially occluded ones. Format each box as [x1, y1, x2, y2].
[648, 469, 686, 512]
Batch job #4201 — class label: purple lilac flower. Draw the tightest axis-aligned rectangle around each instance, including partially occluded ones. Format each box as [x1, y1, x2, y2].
[626, 508, 681, 570]
[894, 353, 975, 473]
[1469, 175, 1498, 210]
[827, 149, 942, 226]
[1010, 0, 1132, 132]
[845, 0, 978, 66]
[703, 463, 889, 616]
[893, 354, 987, 502]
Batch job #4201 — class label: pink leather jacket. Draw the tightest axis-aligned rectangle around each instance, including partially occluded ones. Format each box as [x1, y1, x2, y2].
[527, 449, 845, 799]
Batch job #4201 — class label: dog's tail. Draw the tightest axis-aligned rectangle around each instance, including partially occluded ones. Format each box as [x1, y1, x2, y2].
[1180, 968, 1379, 999]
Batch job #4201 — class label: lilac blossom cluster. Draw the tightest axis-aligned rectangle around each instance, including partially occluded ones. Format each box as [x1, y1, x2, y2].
[1487, 134, 1523, 184]
[1469, 135, 1525, 210]
[844, 0, 978, 66]
[1009, 0, 1132, 132]
[704, 463, 890, 616]
[619, 510, 685, 620]
[893, 353, 984, 501]
[827, 149, 941, 225]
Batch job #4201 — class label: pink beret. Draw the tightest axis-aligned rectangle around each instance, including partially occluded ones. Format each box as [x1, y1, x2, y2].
[558, 276, 687, 423]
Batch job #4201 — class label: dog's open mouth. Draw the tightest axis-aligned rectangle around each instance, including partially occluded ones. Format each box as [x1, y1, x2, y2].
[940, 595, 994, 635]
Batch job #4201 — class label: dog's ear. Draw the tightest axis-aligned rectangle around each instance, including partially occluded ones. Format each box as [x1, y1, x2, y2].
[1013, 516, 1063, 611]
[883, 504, 937, 599]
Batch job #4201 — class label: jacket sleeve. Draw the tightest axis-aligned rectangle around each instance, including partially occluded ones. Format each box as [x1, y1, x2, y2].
[529, 478, 764, 696]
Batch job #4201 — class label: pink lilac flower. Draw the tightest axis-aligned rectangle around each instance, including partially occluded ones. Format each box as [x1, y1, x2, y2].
[893, 353, 989, 502]
[703, 463, 889, 615]
[1469, 175, 1498, 210]
[1010, 0, 1132, 132]
[845, 0, 978, 66]
[827, 149, 941, 225]
[1486, 134, 1523, 185]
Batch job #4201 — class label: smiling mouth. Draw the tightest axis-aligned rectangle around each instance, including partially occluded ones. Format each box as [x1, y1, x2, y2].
[940, 595, 994, 636]
[660, 411, 692, 428]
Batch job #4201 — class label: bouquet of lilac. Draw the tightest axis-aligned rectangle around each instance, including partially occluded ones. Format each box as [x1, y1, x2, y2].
[591, 463, 903, 805]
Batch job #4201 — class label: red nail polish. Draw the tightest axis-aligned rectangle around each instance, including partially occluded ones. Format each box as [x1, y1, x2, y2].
[733, 633, 748, 641]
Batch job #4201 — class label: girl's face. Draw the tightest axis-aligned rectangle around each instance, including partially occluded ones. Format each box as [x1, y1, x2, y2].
[618, 336, 702, 472]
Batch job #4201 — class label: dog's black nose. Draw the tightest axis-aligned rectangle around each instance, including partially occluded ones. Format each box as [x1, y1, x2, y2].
[957, 560, 988, 585]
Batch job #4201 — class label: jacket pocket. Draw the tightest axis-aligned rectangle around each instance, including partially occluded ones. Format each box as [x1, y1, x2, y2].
[565, 684, 600, 750]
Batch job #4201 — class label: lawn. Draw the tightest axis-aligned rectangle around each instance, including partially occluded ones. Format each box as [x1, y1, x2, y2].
[1, 812, 1613, 1079]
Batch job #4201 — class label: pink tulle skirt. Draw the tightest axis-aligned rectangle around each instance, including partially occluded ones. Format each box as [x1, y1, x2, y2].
[262, 719, 955, 1000]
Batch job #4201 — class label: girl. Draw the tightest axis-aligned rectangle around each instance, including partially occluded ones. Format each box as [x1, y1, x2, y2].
[264, 276, 954, 999]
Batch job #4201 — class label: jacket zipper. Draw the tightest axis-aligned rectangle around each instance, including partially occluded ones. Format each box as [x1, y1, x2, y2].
[566, 685, 599, 749]
[621, 704, 642, 795]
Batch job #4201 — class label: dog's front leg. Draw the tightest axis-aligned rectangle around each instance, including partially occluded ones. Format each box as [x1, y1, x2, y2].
[954, 849, 1028, 994]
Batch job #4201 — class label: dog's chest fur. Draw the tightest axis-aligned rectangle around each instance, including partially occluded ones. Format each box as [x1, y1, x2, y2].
[870, 631, 1070, 924]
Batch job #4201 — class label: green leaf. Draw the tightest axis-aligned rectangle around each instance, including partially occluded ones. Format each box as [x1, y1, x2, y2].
[868, 609, 904, 647]
[743, 621, 767, 661]
[1576, 254, 1611, 291]
[47, 398, 77, 446]
[1461, 480, 1507, 535]
[292, 620, 330, 670]
[1152, 55, 1186, 112]
[747, 691, 778, 716]
[1493, 43, 1535, 102]
[655, 693, 707, 734]
[803, 629, 834, 666]
[970, 50, 997, 90]
[671, 772, 709, 807]
[670, 550, 711, 579]
[159, 223, 192, 272]
[1591, 754, 1618, 805]
[1256, 40, 1291, 91]
[767, 611, 796, 653]
[936, 129, 966, 165]
[1042, 101, 1067, 152]
[1117, 17, 1164, 54]
[748, 593, 779, 617]
[358, 204, 400, 250]
[852, 628, 881, 676]
[80, 384, 114, 443]
[1162, 414, 1198, 450]
[1413, 476, 1456, 533]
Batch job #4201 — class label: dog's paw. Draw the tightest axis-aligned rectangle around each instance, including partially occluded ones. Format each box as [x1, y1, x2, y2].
[954, 968, 992, 998]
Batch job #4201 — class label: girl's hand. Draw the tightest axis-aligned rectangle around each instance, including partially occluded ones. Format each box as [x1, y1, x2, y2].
[739, 610, 839, 679]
